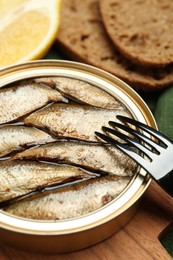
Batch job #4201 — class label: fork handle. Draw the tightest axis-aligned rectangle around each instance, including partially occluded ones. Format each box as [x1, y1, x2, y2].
[157, 169, 173, 196]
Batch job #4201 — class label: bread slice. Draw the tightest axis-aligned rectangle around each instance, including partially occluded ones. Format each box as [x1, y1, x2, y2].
[99, 0, 173, 68]
[56, 0, 173, 91]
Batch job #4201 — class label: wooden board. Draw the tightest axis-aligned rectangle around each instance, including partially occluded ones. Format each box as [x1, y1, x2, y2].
[0, 180, 173, 259]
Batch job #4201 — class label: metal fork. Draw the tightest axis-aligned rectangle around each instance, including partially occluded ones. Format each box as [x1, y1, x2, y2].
[95, 115, 173, 196]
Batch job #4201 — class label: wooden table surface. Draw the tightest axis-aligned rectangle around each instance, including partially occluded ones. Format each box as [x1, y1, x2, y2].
[0, 181, 173, 260]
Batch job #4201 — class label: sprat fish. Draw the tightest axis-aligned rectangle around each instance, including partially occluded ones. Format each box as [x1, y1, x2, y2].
[4, 175, 130, 220]
[0, 160, 94, 203]
[24, 103, 130, 142]
[34, 76, 122, 109]
[0, 83, 67, 124]
[0, 125, 56, 158]
[12, 140, 137, 176]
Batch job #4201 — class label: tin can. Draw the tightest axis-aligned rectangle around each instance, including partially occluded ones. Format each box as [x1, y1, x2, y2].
[0, 60, 156, 254]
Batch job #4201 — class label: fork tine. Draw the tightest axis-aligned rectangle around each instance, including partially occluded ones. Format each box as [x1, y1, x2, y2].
[117, 115, 172, 146]
[102, 126, 154, 160]
[108, 121, 163, 153]
[95, 131, 150, 172]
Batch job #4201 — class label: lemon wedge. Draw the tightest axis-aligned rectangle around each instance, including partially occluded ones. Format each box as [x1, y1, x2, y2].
[0, 0, 61, 68]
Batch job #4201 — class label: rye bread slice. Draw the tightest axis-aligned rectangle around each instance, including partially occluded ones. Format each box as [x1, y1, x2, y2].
[56, 0, 173, 91]
[99, 0, 173, 68]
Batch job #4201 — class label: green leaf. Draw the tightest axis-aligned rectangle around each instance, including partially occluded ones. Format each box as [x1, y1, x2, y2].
[154, 86, 173, 140]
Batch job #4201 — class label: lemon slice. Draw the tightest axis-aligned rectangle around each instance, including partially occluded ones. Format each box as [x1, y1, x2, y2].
[0, 0, 61, 68]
